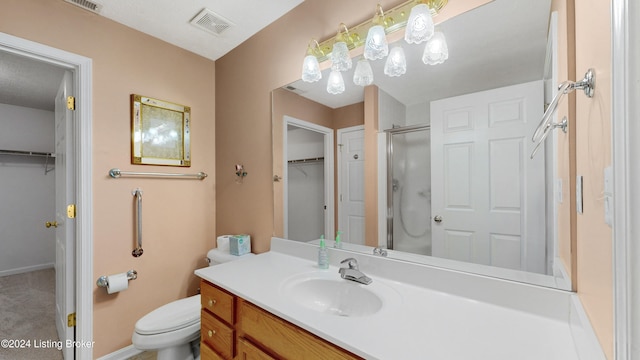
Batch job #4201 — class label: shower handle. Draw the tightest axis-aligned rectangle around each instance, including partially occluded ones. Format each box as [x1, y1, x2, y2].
[434, 215, 443, 223]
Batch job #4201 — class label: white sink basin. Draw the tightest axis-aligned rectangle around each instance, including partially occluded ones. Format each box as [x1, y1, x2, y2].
[279, 271, 401, 317]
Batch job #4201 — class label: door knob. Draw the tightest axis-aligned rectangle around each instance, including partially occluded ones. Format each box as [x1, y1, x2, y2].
[45, 221, 58, 228]
[433, 215, 443, 223]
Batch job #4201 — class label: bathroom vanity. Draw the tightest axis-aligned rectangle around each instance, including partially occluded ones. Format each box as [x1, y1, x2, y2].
[200, 280, 361, 359]
[195, 238, 604, 360]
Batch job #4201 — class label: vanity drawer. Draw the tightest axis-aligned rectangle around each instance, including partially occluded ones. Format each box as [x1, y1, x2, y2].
[201, 310, 234, 360]
[238, 300, 362, 360]
[200, 341, 225, 360]
[201, 280, 235, 324]
[237, 337, 277, 360]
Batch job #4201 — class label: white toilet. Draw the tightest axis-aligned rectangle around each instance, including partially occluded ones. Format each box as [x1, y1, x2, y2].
[132, 248, 254, 360]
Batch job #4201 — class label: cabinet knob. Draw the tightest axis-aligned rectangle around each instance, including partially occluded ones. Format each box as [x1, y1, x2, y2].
[208, 329, 216, 337]
[208, 298, 216, 307]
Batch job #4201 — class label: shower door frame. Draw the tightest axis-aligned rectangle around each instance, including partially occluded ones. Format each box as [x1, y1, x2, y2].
[385, 124, 431, 250]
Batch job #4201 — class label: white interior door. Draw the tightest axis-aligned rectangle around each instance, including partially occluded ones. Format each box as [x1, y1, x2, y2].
[55, 70, 75, 359]
[431, 81, 546, 273]
[338, 126, 365, 244]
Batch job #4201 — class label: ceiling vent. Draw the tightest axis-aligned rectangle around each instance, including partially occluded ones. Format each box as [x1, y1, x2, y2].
[64, 0, 102, 13]
[190, 8, 233, 36]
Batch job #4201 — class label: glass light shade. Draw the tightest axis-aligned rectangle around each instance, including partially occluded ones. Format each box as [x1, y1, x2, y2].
[330, 41, 352, 71]
[384, 46, 407, 77]
[353, 58, 374, 86]
[422, 31, 449, 65]
[404, 4, 435, 44]
[301, 55, 322, 83]
[364, 25, 389, 60]
[326, 70, 345, 94]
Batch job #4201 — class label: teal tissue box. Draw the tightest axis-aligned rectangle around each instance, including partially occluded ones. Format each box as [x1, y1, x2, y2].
[230, 235, 251, 255]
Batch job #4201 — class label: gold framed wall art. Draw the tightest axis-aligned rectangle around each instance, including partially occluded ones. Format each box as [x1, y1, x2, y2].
[131, 94, 191, 167]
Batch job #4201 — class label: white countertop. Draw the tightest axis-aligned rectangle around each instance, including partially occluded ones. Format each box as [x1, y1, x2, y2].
[195, 238, 603, 360]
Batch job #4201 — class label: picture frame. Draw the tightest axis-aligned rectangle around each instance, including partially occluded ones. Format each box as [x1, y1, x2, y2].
[131, 94, 191, 167]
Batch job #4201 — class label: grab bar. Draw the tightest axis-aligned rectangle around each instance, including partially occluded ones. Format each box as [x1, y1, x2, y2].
[132, 188, 144, 257]
[109, 168, 207, 180]
[530, 68, 595, 159]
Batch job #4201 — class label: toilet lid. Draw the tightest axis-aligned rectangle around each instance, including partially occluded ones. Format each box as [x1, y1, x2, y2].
[135, 294, 201, 335]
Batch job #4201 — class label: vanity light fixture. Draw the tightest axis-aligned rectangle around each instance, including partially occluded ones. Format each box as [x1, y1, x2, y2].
[353, 57, 374, 86]
[330, 23, 353, 71]
[422, 30, 448, 65]
[301, 0, 449, 93]
[301, 39, 323, 83]
[384, 46, 407, 77]
[364, 4, 390, 61]
[327, 69, 346, 94]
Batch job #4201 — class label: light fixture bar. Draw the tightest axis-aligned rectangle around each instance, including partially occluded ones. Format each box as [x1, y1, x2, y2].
[314, 0, 447, 62]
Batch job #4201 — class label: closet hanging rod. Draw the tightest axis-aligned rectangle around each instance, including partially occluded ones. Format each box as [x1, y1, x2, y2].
[109, 168, 208, 180]
[0, 149, 54, 157]
[288, 157, 324, 164]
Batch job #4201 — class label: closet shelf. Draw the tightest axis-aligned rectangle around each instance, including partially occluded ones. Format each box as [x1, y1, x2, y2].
[0, 149, 55, 174]
[288, 157, 324, 164]
[0, 149, 55, 158]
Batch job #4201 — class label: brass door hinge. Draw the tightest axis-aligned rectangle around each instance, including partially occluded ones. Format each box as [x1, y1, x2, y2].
[67, 96, 76, 111]
[67, 312, 76, 327]
[67, 204, 76, 219]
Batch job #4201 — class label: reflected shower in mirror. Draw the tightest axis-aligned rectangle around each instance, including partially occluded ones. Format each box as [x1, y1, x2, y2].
[272, 0, 573, 290]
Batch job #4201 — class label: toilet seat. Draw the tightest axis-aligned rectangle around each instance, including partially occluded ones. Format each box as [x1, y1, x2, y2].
[135, 294, 201, 335]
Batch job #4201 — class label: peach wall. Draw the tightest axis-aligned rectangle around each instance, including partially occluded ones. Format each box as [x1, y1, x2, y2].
[271, 89, 365, 239]
[215, 0, 405, 254]
[272, 88, 334, 239]
[0, 1, 216, 357]
[575, 0, 613, 357]
[551, 0, 576, 287]
[363, 86, 380, 247]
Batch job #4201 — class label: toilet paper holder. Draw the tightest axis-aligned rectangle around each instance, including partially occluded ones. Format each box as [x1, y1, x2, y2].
[96, 269, 137, 288]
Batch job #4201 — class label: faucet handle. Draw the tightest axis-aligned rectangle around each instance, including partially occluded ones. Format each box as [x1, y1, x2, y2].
[340, 258, 359, 270]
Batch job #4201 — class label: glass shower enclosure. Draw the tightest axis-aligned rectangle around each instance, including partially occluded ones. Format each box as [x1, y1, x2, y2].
[386, 124, 431, 255]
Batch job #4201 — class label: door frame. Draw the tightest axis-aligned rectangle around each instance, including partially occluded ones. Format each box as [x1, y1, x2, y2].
[0, 32, 94, 359]
[282, 115, 334, 240]
[337, 125, 365, 244]
[612, 0, 637, 358]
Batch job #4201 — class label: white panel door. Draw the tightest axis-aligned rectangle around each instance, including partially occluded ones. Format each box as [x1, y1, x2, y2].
[431, 81, 546, 273]
[55, 71, 75, 359]
[338, 127, 365, 244]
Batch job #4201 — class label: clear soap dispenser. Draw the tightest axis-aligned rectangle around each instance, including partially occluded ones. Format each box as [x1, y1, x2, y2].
[318, 235, 329, 269]
[334, 230, 343, 249]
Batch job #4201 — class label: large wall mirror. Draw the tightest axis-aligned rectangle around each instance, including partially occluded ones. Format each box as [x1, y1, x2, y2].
[272, 0, 574, 291]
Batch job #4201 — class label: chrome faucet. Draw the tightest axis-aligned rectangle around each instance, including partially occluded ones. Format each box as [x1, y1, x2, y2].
[339, 258, 372, 285]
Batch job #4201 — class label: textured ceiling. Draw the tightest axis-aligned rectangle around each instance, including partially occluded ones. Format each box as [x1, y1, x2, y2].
[0, 52, 65, 111]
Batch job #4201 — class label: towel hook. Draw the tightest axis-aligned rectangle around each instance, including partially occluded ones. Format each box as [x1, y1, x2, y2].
[530, 68, 595, 159]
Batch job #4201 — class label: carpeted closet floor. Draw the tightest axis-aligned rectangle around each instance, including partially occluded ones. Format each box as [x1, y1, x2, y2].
[0, 269, 158, 360]
[0, 268, 62, 360]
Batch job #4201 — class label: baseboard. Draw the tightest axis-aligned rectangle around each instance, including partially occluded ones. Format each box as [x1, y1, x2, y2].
[95, 345, 143, 360]
[0, 263, 54, 277]
[569, 295, 606, 360]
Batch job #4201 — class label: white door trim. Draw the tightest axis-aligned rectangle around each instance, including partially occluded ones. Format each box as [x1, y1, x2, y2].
[611, 0, 635, 358]
[0, 32, 94, 359]
[283, 115, 335, 240]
